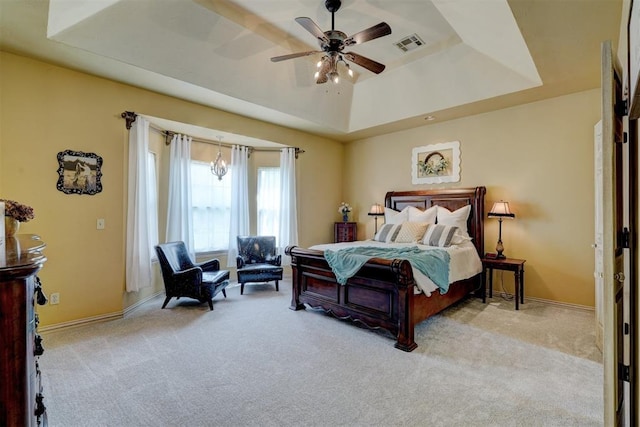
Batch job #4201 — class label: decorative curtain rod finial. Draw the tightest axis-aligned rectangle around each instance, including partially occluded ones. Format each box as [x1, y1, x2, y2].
[165, 131, 176, 146]
[121, 111, 137, 129]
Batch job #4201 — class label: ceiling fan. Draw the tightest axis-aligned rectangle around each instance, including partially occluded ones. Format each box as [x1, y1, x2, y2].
[270, 0, 392, 84]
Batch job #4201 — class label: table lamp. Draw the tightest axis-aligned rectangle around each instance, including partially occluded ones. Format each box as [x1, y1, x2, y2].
[487, 201, 515, 259]
[368, 203, 385, 235]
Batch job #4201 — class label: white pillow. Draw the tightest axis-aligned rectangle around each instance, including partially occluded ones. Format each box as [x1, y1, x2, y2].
[373, 223, 402, 243]
[394, 222, 430, 243]
[422, 224, 465, 247]
[407, 206, 437, 223]
[436, 205, 471, 238]
[384, 207, 409, 224]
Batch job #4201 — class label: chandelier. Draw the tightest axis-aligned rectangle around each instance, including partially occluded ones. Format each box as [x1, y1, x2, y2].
[210, 136, 228, 181]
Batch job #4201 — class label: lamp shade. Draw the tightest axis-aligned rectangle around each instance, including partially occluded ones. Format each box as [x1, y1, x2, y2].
[368, 203, 384, 216]
[488, 201, 515, 218]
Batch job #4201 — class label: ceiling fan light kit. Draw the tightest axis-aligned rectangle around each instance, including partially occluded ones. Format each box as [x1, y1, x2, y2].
[271, 0, 391, 85]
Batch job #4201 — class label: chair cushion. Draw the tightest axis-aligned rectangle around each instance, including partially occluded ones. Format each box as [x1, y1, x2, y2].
[203, 270, 230, 284]
[237, 263, 283, 283]
[238, 264, 283, 274]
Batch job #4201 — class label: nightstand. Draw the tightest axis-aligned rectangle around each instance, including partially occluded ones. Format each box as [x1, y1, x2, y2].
[482, 257, 526, 310]
[334, 222, 357, 243]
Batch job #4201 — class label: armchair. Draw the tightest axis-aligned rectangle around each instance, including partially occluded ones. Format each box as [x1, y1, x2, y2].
[236, 236, 283, 295]
[155, 241, 230, 310]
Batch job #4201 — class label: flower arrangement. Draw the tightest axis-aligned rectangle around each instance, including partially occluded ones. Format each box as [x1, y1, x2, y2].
[418, 154, 449, 176]
[338, 202, 352, 221]
[338, 202, 352, 215]
[1, 199, 35, 222]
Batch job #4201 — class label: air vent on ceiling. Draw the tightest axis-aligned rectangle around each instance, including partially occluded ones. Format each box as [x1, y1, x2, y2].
[395, 34, 425, 53]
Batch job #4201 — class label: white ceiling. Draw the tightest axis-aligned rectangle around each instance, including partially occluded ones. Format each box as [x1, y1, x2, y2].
[0, 0, 623, 142]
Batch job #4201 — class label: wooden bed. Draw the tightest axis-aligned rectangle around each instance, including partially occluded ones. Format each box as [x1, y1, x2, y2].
[285, 186, 486, 352]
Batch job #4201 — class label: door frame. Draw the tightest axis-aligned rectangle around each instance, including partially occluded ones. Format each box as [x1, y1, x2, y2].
[602, 39, 627, 426]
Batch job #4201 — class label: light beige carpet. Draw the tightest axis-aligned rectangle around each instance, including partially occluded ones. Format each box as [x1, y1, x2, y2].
[40, 280, 602, 426]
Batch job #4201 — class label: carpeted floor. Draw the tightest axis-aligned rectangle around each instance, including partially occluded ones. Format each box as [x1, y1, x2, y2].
[40, 279, 602, 426]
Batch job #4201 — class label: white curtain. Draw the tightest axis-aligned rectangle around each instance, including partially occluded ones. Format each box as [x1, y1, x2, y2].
[147, 152, 159, 258]
[125, 116, 153, 292]
[227, 145, 250, 266]
[278, 148, 299, 265]
[166, 134, 194, 255]
[257, 167, 280, 236]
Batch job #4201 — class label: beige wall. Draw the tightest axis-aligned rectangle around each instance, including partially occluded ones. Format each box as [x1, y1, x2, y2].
[345, 89, 599, 307]
[0, 52, 343, 327]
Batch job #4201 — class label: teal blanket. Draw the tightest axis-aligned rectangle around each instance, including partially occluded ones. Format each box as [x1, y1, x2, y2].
[324, 246, 451, 293]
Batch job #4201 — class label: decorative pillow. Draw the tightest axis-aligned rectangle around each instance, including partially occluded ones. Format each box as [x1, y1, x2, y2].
[373, 223, 402, 243]
[384, 207, 409, 224]
[422, 224, 461, 247]
[407, 206, 437, 223]
[436, 205, 471, 238]
[394, 222, 430, 243]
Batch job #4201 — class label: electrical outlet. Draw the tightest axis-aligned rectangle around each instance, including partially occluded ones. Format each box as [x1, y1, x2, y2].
[50, 292, 60, 305]
[97, 218, 105, 230]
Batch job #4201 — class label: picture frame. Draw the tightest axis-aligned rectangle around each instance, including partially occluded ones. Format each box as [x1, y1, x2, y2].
[411, 141, 461, 185]
[629, 0, 640, 119]
[56, 150, 103, 195]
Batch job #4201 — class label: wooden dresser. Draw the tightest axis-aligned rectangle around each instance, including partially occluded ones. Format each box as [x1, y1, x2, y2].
[0, 234, 48, 426]
[334, 222, 357, 243]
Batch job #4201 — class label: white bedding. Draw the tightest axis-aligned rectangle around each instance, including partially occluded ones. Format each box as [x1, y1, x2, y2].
[309, 240, 482, 296]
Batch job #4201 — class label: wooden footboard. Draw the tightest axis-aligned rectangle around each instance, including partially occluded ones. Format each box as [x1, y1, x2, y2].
[286, 245, 417, 350]
[286, 246, 480, 351]
[286, 186, 486, 352]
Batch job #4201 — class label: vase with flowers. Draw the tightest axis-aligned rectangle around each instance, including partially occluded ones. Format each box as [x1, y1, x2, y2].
[1, 199, 35, 237]
[338, 202, 352, 222]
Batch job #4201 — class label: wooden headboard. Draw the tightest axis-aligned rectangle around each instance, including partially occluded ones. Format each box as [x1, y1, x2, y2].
[384, 186, 486, 256]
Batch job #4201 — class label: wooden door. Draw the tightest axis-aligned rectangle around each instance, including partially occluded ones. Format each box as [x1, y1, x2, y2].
[595, 121, 604, 352]
[601, 40, 626, 426]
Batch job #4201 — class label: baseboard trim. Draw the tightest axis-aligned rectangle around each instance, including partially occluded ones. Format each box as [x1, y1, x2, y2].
[39, 311, 123, 333]
[525, 296, 594, 312]
[39, 291, 166, 333]
[123, 290, 164, 317]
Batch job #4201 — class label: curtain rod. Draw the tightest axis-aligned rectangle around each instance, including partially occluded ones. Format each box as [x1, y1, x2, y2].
[120, 111, 304, 158]
[162, 131, 304, 158]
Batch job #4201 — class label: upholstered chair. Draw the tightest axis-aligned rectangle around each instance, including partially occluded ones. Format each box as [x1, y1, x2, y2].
[155, 241, 230, 310]
[236, 236, 283, 295]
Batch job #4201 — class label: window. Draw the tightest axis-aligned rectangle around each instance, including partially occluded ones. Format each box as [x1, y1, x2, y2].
[147, 152, 159, 258]
[191, 161, 232, 252]
[257, 167, 280, 237]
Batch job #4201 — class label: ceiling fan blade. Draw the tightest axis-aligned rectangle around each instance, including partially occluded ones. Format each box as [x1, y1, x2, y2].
[295, 17, 329, 44]
[345, 22, 391, 46]
[343, 52, 386, 74]
[271, 51, 320, 62]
